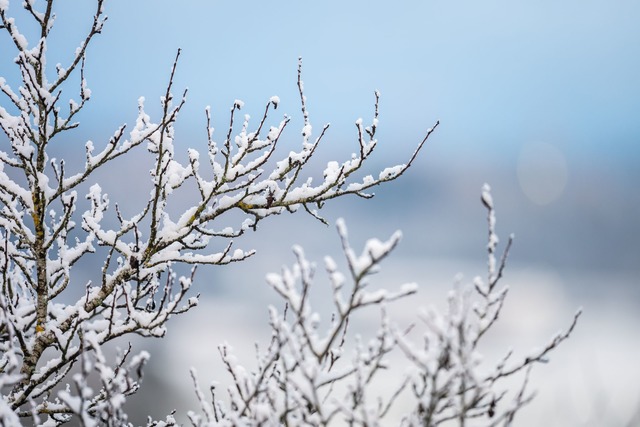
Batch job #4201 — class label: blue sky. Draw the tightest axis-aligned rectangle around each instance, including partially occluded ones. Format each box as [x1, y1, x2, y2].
[1, 1, 638, 300]
[34, 0, 635, 274]
[2, 0, 639, 312]
[9, 0, 636, 169]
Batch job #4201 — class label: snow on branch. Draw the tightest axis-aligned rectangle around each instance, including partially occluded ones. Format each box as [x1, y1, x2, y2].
[0, 1, 580, 425]
[191, 194, 580, 426]
[0, 0, 438, 423]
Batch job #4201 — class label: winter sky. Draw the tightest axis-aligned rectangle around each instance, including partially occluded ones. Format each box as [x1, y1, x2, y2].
[21, 0, 639, 164]
[1, 0, 639, 424]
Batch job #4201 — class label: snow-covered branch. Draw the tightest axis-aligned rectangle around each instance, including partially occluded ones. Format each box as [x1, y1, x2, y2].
[0, 1, 581, 425]
[190, 190, 580, 426]
[0, 0, 439, 423]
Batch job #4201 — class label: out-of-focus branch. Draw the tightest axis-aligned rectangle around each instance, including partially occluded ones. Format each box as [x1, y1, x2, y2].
[196, 189, 580, 426]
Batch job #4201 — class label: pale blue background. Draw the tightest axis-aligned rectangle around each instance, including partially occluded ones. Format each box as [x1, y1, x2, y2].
[5, 0, 633, 271]
[16, 0, 640, 162]
[1, 0, 639, 424]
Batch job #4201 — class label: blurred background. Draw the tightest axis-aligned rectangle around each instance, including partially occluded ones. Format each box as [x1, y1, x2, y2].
[1, 0, 639, 425]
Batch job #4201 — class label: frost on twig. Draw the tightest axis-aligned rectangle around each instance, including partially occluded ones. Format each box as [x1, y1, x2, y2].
[191, 220, 417, 426]
[0, 0, 437, 424]
[193, 189, 580, 427]
[394, 185, 582, 426]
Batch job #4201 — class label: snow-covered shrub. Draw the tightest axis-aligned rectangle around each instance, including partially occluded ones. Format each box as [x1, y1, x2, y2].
[187, 185, 581, 426]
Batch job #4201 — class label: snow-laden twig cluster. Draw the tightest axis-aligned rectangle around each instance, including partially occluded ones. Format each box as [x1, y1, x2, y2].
[0, 0, 438, 424]
[191, 186, 581, 426]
